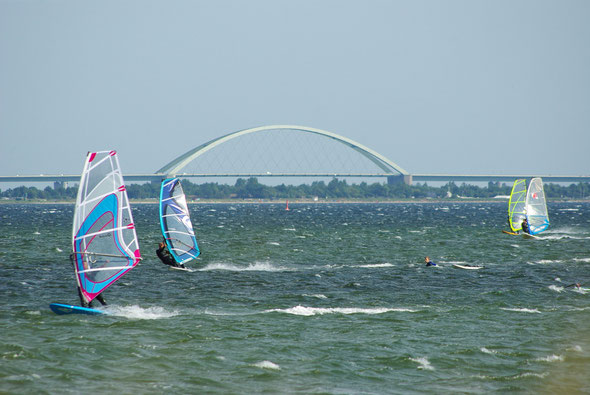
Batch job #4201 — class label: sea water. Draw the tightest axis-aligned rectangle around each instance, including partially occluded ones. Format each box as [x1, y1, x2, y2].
[1, 202, 589, 394]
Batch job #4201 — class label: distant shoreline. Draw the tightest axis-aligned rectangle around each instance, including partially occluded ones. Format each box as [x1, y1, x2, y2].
[1, 198, 588, 205]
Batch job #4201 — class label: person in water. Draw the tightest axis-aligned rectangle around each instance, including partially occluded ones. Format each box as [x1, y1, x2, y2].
[157, 241, 185, 268]
[424, 256, 437, 266]
[521, 218, 530, 234]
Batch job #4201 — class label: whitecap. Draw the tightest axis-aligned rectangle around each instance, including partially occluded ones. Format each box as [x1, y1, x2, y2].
[573, 258, 590, 263]
[283, 228, 296, 231]
[303, 294, 328, 299]
[107, 305, 180, 320]
[534, 354, 564, 363]
[410, 357, 434, 370]
[267, 242, 280, 246]
[354, 263, 394, 268]
[199, 262, 291, 272]
[480, 347, 497, 354]
[253, 360, 281, 370]
[264, 305, 416, 316]
[500, 307, 541, 314]
[55, 247, 63, 252]
[33, 231, 41, 235]
[548, 285, 564, 293]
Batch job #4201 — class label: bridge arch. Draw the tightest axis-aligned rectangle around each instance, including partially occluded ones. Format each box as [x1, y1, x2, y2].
[156, 125, 408, 177]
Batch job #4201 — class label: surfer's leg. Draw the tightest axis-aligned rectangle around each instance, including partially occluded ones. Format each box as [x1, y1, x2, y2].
[77, 287, 88, 307]
[96, 293, 107, 306]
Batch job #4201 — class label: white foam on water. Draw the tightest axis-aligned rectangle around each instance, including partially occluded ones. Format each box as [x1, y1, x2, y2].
[534, 354, 564, 363]
[548, 285, 564, 293]
[264, 305, 416, 316]
[283, 228, 296, 231]
[303, 294, 328, 299]
[267, 242, 280, 246]
[573, 257, 590, 263]
[55, 247, 63, 252]
[253, 360, 281, 370]
[480, 347, 497, 354]
[107, 305, 180, 320]
[500, 307, 541, 314]
[555, 277, 562, 282]
[568, 345, 583, 352]
[535, 259, 563, 264]
[33, 231, 41, 235]
[199, 262, 292, 272]
[410, 357, 434, 370]
[354, 263, 394, 268]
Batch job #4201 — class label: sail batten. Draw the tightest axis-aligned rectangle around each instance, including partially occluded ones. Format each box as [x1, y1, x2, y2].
[72, 151, 141, 304]
[159, 178, 200, 264]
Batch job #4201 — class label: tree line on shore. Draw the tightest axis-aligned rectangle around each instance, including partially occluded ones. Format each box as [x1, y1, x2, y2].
[1, 178, 589, 201]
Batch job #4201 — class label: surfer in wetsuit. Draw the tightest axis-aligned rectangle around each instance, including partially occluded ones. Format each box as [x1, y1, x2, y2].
[424, 256, 437, 266]
[70, 253, 107, 308]
[521, 218, 530, 234]
[157, 241, 185, 268]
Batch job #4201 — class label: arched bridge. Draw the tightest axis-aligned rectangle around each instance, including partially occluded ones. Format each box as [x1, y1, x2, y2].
[1, 125, 589, 186]
[156, 124, 409, 179]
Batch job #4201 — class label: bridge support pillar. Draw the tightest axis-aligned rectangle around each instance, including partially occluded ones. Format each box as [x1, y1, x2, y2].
[387, 175, 412, 185]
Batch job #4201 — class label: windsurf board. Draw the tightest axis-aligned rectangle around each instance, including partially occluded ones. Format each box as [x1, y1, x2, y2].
[452, 264, 483, 270]
[50, 302, 108, 316]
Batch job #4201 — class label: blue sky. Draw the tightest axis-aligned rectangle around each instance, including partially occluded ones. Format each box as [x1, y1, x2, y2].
[1, 0, 589, 183]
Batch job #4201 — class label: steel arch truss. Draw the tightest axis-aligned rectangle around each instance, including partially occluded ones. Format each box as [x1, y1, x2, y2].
[156, 125, 408, 177]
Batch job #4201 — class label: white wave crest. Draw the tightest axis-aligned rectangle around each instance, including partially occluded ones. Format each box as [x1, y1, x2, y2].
[264, 305, 415, 316]
[107, 305, 180, 320]
[253, 360, 281, 370]
[573, 257, 590, 263]
[410, 357, 434, 370]
[199, 262, 291, 272]
[537, 259, 562, 264]
[500, 307, 541, 314]
[535, 354, 564, 363]
[480, 347, 497, 354]
[548, 285, 564, 293]
[303, 294, 328, 299]
[354, 263, 394, 268]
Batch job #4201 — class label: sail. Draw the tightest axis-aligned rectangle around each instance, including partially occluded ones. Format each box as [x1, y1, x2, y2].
[72, 151, 141, 304]
[508, 179, 527, 232]
[525, 177, 550, 235]
[159, 178, 200, 264]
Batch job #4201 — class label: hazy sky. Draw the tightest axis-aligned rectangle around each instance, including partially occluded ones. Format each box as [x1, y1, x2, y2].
[1, 0, 589, 182]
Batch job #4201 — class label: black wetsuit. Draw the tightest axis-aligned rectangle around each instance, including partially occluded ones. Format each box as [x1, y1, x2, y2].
[521, 220, 530, 234]
[78, 287, 107, 308]
[157, 244, 184, 268]
[71, 253, 107, 308]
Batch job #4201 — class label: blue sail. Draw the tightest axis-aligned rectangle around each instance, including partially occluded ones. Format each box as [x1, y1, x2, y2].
[159, 178, 200, 264]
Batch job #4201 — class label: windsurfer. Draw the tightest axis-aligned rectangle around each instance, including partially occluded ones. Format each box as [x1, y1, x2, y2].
[157, 241, 185, 268]
[77, 287, 107, 308]
[521, 218, 530, 234]
[425, 256, 437, 266]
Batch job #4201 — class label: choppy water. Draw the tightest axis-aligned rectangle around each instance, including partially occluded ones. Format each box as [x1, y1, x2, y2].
[1, 202, 589, 394]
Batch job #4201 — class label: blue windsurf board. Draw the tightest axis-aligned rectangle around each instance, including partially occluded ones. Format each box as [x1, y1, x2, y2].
[50, 303, 108, 316]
